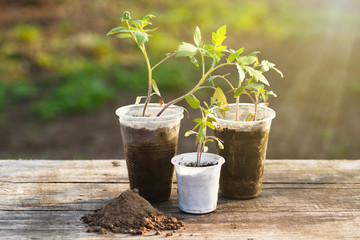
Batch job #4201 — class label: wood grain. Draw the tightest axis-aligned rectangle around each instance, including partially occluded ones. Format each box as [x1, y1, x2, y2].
[1, 159, 359, 183]
[0, 159, 359, 239]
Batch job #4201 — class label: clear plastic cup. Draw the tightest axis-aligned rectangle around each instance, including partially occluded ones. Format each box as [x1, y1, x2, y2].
[213, 103, 275, 199]
[116, 104, 184, 201]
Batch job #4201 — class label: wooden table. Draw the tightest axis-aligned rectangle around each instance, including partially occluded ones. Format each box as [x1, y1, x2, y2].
[0, 159, 359, 239]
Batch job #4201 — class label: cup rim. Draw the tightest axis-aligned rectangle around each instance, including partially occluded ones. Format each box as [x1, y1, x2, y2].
[115, 103, 184, 121]
[213, 103, 276, 124]
[171, 152, 225, 169]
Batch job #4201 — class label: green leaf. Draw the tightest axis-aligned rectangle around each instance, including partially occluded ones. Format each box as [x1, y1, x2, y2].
[204, 139, 214, 144]
[214, 53, 222, 63]
[248, 51, 261, 56]
[246, 112, 255, 121]
[151, 79, 161, 96]
[236, 63, 246, 83]
[142, 14, 155, 23]
[245, 66, 270, 85]
[273, 67, 284, 78]
[227, 48, 244, 63]
[203, 45, 215, 52]
[203, 101, 209, 109]
[261, 60, 283, 78]
[144, 27, 159, 32]
[189, 56, 199, 68]
[107, 27, 128, 36]
[239, 56, 257, 65]
[212, 25, 227, 46]
[192, 121, 202, 131]
[207, 116, 216, 123]
[185, 130, 197, 137]
[216, 45, 227, 53]
[217, 140, 224, 149]
[234, 86, 245, 98]
[185, 95, 200, 109]
[122, 11, 131, 21]
[202, 45, 215, 57]
[213, 87, 227, 104]
[132, 20, 143, 28]
[268, 91, 277, 97]
[134, 31, 148, 46]
[245, 83, 262, 91]
[142, 21, 151, 28]
[260, 60, 271, 72]
[193, 118, 203, 123]
[176, 42, 198, 57]
[203, 145, 209, 153]
[194, 26, 202, 47]
[116, 33, 132, 38]
[261, 92, 268, 102]
[206, 121, 215, 130]
[135, 96, 142, 105]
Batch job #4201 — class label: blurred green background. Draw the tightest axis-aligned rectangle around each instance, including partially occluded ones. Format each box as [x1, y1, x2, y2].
[0, 0, 359, 159]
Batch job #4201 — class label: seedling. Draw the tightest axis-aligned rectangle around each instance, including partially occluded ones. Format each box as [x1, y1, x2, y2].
[107, 11, 175, 116]
[184, 98, 224, 167]
[156, 24, 283, 120]
[108, 12, 283, 120]
[229, 54, 283, 121]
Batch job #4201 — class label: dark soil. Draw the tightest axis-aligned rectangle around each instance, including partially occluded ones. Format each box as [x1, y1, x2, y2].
[121, 124, 179, 201]
[81, 189, 184, 235]
[215, 127, 270, 199]
[182, 162, 218, 167]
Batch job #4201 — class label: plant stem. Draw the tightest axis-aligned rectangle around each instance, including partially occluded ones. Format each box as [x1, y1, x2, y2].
[156, 61, 231, 117]
[200, 49, 205, 76]
[217, 75, 235, 90]
[213, 62, 235, 71]
[151, 53, 175, 70]
[235, 96, 239, 121]
[253, 103, 258, 121]
[235, 72, 242, 121]
[141, 45, 153, 117]
[196, 142, 202, 167]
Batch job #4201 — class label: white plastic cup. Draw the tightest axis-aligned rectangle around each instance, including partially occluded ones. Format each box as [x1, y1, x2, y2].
[171, 152, 225, 214]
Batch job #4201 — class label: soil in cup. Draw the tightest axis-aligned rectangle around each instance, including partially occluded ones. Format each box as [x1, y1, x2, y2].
[215, 127, 270, 199]
[121, 125, 179, 201]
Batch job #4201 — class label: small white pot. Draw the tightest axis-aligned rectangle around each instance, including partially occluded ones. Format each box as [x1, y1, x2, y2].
[171, 152, 225, 214]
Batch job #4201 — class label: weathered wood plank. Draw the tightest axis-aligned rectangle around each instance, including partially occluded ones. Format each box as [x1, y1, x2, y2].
[0, 182, 359, 212]
[0, 159, 359, 239]
[264, 160, 360, 183]
[0, 210, 359, 239]
[0, 160, 128, 183]
[1, 160, 360, 183]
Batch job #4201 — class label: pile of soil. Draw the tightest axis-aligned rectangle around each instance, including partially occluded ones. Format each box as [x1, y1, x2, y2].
[81, 189, 184, 235]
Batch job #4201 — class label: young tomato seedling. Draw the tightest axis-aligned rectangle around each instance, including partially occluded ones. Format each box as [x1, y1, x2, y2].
[185, 98, 224, 167]
[107, 11, 175, 116]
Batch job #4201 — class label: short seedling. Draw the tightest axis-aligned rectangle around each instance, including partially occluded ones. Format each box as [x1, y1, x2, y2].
[184, 98, 224, 167]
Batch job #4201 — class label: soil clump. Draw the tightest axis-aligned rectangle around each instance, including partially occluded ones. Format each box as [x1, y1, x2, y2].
[81, 189, 184, 235]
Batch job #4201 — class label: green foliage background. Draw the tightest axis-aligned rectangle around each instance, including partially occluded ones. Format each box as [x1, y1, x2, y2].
[0, 0, 300, 119]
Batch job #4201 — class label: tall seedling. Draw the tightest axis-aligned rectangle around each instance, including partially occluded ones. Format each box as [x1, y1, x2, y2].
[107, 11, 174, 116]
